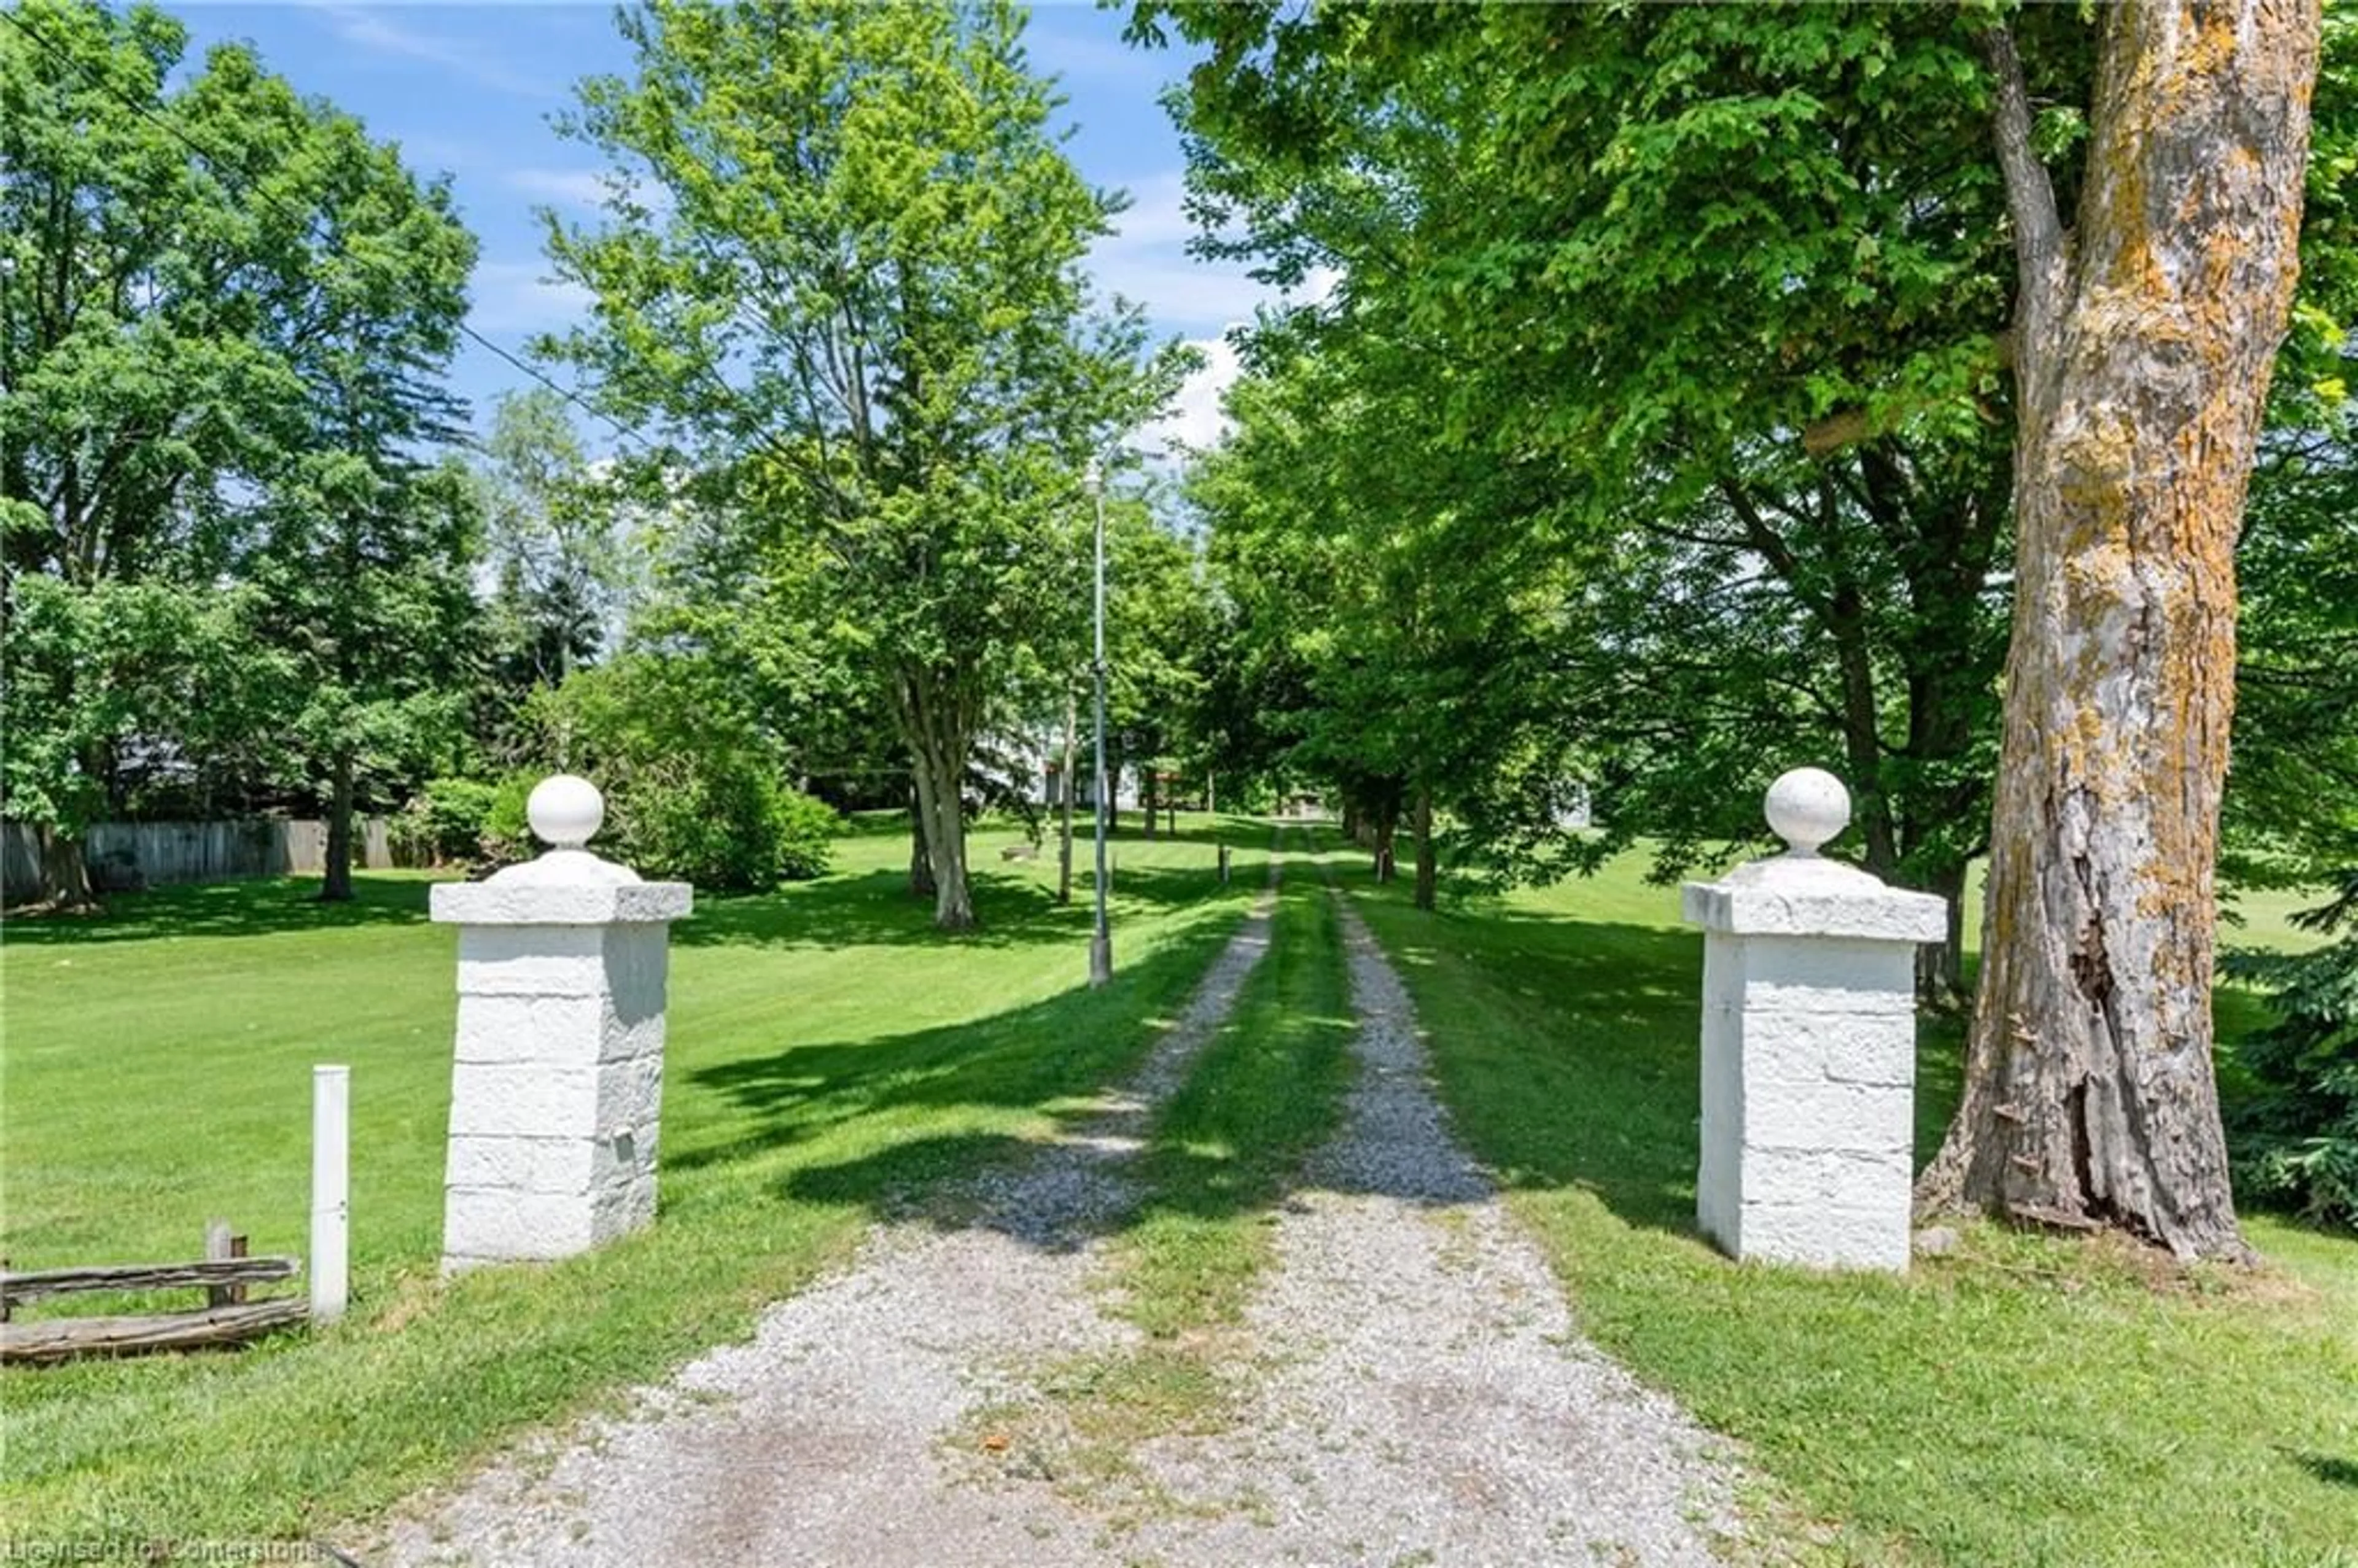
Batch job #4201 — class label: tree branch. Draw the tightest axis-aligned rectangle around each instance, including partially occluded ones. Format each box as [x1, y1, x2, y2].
[1983, 23, 2068, 332]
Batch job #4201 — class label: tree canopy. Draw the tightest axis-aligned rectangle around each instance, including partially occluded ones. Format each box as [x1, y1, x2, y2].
[540, 0, 1191, 929]
[1, 0, 479, 901]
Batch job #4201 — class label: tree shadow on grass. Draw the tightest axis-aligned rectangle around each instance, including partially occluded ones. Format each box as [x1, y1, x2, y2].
[2287, 1451, 2358, 1489]
[772, 998, 1374, 1260]
[671, 909, 1246, 1191]
[679, 855, 1263, 954]
[0, 874, 432, 946]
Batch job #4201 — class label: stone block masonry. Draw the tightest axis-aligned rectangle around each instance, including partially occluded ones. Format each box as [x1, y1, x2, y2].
[430, 775, 691, 1275]
[1684, 769, 1944, 1273]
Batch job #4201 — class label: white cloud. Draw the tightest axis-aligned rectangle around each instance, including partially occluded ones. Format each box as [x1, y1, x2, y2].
[1089, 173, 1343, 469]
[318, 5, 558, 99]
[1089, 171, 1282, 337]
[504, 168, 612, 209]
[505, 166, 676, 224]
[469, 260, 595, 335]
[1022, 10, 1172, 91]
[1137, 333, 1244, 464]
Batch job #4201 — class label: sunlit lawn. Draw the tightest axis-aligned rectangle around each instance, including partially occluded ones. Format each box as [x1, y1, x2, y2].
[6, 816, 2350, 1561]
[0, 812, 1265, 1545]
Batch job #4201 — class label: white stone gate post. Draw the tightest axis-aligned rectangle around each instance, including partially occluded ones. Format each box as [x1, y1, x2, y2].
[1682, 768, 1945, 1272]
[430, 776, 692, 1275]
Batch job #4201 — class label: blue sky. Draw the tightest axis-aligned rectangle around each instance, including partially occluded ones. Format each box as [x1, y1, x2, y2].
[162, 1, 1283, 452]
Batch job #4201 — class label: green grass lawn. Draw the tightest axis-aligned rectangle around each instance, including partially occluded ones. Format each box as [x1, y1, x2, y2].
[1349, 848, 2358, 1567]
[8, 817, 2352, 1561]
[0, 812, 1265, 1546]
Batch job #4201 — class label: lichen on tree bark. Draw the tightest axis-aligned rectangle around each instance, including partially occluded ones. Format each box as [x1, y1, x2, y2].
[1918, 0, 2323, 1260]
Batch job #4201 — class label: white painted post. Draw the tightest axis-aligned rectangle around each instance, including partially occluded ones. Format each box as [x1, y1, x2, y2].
[311, 1064, 349, 1324]
[429, 775, 692, 1275]
[1682, 769, 1947, 1272]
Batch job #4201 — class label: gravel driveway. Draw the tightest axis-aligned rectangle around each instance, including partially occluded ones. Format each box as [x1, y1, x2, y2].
[375, 855, 1744, 1566]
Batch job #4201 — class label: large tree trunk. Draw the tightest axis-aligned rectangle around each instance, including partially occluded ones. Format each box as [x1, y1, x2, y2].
[908, 792, 935, 899]
[1919, 6, 2319, 1259]
[1412, 783, 1436, 911]
[1057, 692, 1076, 906]
[34, 825, 96, 911]
[319, 748, 356, 903]
[1372, 799, 1398, 882]
[1142, 765, 1159, 841]
[908, 734, 975, 932]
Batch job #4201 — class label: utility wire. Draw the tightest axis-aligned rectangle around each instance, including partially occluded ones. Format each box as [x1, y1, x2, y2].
[0, 1, 655, 456]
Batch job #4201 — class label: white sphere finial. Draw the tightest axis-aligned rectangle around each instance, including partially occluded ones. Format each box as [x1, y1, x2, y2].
[527, 774, 604, 851]
[1764, 767, 1849, 856]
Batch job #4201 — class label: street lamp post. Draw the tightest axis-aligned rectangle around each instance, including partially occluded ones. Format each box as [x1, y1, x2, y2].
[1085, 459, 1113, 987]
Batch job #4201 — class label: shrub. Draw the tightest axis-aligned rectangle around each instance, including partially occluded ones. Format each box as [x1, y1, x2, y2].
[2224, 872, 2358, 1230]
[607, 753, 785, 891]
[392, 777, 503, 865]
[774, 788, 838, 881]
[494, 654, 835, 892]
[479, 772, 539, 870]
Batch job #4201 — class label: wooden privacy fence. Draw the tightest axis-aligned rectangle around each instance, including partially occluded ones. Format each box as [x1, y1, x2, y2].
[0, 817, 407, 902]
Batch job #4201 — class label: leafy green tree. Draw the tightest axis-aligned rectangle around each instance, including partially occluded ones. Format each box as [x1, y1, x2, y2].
[1140, 1, 2036, 989]
[1102, 487, 1214, 840]
[0, 576, 276, 902]
[1917, 5, 2327, 1259]
[230, 96, 478, 902]
[540, 0, 1187, 930]
[477, 388, 634, 691]
[1191, 331, 1576, 909]
[245, 454, 483, 902]
[2222, 874, 2358, 1229]
[1, 0, 481, 901]
[1153, 2, 2352, 1249]
[0, 0, 281, 590]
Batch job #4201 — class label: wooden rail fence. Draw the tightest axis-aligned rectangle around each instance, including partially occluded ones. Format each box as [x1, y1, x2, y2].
[1, 1228, 307, 1366]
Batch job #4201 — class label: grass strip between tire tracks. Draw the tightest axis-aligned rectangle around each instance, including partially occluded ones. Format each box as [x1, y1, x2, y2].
[1002, 832, 1360, 1494]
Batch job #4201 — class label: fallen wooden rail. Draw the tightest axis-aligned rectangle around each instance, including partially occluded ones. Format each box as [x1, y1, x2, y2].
[1, 1297, 308, 1365]
[1, 1236, 307, 1367]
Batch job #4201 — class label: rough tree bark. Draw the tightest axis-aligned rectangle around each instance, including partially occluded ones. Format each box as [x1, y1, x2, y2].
[1918, 4, 2321, 1259]
[318, 748, 355, 903]
[895, 665, 975, 930]
[908, 735, 974, 931]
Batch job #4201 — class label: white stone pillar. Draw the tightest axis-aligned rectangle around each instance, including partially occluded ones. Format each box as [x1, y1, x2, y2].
[1682, 768, 1945, 1272]
[430, 776, 692, 1275]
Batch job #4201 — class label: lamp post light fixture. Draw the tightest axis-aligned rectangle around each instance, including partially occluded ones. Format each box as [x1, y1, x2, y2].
[1085, 457, 1113, 987]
